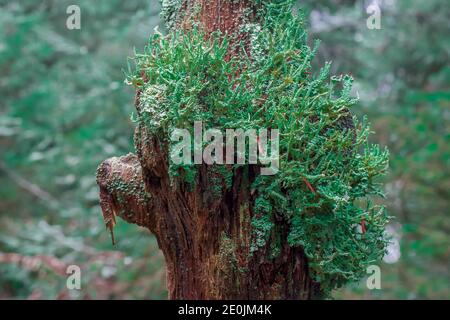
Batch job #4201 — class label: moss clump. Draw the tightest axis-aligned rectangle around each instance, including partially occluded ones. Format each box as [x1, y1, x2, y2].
[127, 0, 390, 295]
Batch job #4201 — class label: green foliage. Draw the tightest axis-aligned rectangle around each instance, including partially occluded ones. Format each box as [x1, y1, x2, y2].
[128, 0, 389, 294]
[301, 0, 449, 299]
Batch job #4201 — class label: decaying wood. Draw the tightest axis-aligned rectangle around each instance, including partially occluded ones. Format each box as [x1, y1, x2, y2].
[97, 0, 319, 299]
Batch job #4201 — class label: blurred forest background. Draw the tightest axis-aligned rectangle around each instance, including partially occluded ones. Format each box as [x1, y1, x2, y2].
[0, 0, 448, 299]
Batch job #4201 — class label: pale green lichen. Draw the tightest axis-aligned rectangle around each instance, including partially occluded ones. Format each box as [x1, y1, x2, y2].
[127, 0, 390, 295]
[139, 84, 168, 130]
[160, 0, 182, 30]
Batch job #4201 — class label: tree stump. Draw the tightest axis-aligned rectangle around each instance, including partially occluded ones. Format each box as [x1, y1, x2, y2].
[96, 0, 390, 300]
[96, 0, 319, 299]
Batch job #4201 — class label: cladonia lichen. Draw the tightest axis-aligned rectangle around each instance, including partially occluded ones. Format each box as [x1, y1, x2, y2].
[127, 0, 390, 295]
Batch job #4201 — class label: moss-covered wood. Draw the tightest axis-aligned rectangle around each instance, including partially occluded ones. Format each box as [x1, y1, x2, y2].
[97, 0, 389, 299]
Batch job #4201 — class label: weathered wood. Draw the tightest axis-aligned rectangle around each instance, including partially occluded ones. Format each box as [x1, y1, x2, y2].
[97, 0, 318, 300]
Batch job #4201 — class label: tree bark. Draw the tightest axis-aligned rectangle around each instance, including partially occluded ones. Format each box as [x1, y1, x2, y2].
[97, 0, 319, 300]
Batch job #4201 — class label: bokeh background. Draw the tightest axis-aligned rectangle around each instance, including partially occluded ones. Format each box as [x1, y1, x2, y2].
[0, 0, 448, 299]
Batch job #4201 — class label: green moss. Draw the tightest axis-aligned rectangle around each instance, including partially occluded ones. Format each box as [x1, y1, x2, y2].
[127, 0, 390, 294]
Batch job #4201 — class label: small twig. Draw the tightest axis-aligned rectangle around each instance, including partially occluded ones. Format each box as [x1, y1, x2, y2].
[360, 219, 367, 234]
[303, 177, 317, 194]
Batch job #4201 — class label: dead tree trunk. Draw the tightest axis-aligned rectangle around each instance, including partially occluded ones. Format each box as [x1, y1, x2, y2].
[97, 0, 319, 300]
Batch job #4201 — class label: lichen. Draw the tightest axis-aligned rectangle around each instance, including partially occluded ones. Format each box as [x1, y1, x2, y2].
[160, 0, 182, 30]
[126, 0, 390, 295]
[138, 84, 168, 130]
[99, 154, 151, 205]
[210, 233, 240, 298]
